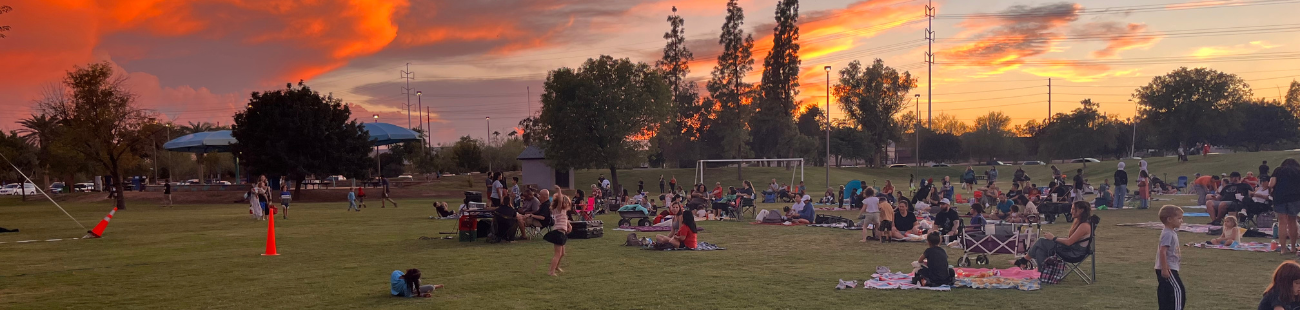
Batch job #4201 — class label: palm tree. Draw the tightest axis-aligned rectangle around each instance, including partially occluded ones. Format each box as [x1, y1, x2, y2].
[17, 114, 60, 192]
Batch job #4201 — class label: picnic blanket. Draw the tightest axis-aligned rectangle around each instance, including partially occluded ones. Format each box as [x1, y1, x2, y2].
[1117, 222, 1220, 234]
[751, 221, 800, 226]
[1181, 205, 1207, 209]
[862, 272, 951, 291]
[1184, 212, 1210, 217]
[1185, 241, 1275, 252]
[615, 226, 672, 232]
[955, 267, 1040, 279]
[648, 241, 725, 251]
[955, 277, 1041, 290]
[807, 223, 862, 230]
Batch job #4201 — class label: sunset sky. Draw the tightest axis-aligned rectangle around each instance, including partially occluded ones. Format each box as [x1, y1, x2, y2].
[2, 0, 1298, 144]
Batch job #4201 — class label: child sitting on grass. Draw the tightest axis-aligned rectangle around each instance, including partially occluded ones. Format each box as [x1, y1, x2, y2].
[912, 232, 955, 287]
[390, 269, 443, 298]
[1205, 216, 1243, 247]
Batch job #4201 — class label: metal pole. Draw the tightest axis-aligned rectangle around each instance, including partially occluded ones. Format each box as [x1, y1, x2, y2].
[915, 94, 920, 179]
[824, 66, 831, 189]
[486, 117, 491, 172]
[1131, 101, 1138, 158]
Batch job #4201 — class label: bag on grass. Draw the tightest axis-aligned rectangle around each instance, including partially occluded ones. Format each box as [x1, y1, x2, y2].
[1039, 256, 1068, 284]
[624, 233, 642, 246]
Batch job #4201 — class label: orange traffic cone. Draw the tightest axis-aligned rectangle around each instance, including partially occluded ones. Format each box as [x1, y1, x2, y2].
[84, 207, 117, 238]
[262, 207, 279, 256]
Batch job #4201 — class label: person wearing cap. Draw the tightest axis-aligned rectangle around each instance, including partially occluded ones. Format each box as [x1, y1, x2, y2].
[1206, 172, 1253, 225]
[1192, 174, 1221, 207]
[932, 198, 961, 238]
[791, 195, 815, 224]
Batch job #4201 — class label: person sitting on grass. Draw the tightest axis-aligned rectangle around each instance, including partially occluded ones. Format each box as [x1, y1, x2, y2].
[891, 199, 922, 238]
[653, 202, 698, 249]
[1205, 216, 1243, 247]
[969, 203, 988, 227]
[1094, 179, 1113, 208]
[912, 232, 955, 287]
[822, 188, 837, 204]
[434, 202, 455, 218]
[1259, 260, 1300, 310]
[390, 269, 443, 298]
[782, 206, 811, 225]
[995, 195, 1014, 218]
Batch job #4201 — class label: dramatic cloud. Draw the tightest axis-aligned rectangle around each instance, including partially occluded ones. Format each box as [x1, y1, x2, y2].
[938, 2, 1081, 70]
[1072, 22, 1160, 58]
[1190, 40, 1281, 59]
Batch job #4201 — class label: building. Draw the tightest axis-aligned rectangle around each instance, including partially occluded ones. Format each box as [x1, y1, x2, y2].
[517, 145, 573, 190]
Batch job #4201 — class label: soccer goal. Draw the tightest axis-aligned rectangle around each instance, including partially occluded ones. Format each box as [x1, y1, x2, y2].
[695, 158, 804, 188]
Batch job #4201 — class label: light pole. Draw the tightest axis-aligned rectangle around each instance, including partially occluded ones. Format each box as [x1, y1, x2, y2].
[486, 116, 492, 172]
[824, 65, 831, 189]
[416, 91, 423, 136]
[373, 114, 380, 179]
[914, 94, 921, 179]
[1129, 99, 1138, 158]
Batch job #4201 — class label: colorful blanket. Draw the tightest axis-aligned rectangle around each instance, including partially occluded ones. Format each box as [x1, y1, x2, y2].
[953, 267, 1041, 291]
[648, 241, 726, 251]
[1183, 212, 1210, 217]
[751, 221, 799, 226]
[807, 223, 863, 230]
[862, 272, 950, 290]
[615, 226, 672, 232]
[955, 267, 1040, 279]
[1118, 222, 1274, 237]
[1185, 241, 1275, 252]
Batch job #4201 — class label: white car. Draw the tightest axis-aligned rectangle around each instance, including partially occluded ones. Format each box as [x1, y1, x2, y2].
[2, 183, 37, 195]
[74, 182, 96, 192]
[1070, 158, 1101, 163]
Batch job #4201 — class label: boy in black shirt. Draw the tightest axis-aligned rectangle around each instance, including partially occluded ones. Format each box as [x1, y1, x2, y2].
[913, 231, 955, 287]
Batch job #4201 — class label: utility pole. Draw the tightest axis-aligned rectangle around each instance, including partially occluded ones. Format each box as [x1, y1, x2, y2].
[426, 107, 432, 147]
[924, 0, 935, 128]
[527, 86, 532, 117]
[1048, 78, 1053, 122]
[400, 63, 415, 128]
[915, 94, 921, 178]
[824, 65, 831, 189]
[416, 91, 423, 139]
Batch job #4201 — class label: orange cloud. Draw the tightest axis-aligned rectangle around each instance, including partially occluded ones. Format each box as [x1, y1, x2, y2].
[938, 3, 1080, 71]
[1075, 23, 1161, 59]
[1190, 41, 1281, 59]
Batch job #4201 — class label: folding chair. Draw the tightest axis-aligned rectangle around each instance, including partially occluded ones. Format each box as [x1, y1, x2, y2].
[740, 197, 757, 218]
[1059, 215, 1099, 284]
[1176, 176, 1188, 194]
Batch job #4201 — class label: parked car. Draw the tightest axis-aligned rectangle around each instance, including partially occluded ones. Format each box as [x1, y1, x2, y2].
[888, 164, 909, 168]
[2, 183, 37, 195]
[1070, 158, 1101, 163]
[1022, 161, 1046, 165]
[74, 182, 95, 192]
[327, 175, 347, 182]
[49, 182, 65, 193]
[185, 179, 201, 185]
[396, 174, 414, 180]
[930, 163, 950, 167]
[984, 161, 1009, 166]
[215, 181, 232, 185]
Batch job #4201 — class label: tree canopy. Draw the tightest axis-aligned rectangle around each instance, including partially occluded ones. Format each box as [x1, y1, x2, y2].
[834, 59, 916, 167]
[1135, 67, 1252, 148]
[231, 81, 372, 195]
[539, 55, 672, 192]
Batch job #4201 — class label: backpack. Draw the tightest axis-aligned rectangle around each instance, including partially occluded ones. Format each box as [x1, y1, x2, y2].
[1039, 256, 1068, 284]
[624, 233, 642, 246]
[761, 210, 784, 223]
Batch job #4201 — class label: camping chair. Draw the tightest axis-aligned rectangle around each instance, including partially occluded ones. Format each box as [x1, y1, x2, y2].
[740, 197, 757, 218]
[1057, 215, 1099, 284]
[1176, 176, 1188, 194]
[523, 216, 553, 239]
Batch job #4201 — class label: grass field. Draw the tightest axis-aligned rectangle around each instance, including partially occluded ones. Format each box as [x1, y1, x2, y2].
[3, 151, 1298, 309]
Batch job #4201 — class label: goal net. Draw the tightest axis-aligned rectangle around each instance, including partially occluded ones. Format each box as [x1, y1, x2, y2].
[695, 158, 804, 189]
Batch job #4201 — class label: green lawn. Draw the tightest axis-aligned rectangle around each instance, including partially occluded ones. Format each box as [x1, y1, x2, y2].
[3, 151, 1298, 309]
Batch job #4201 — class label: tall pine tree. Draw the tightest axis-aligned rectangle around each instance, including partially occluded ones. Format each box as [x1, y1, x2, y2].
[653, 6, 704, 168]
[703, 0, 756, 179]
[751, 0, 802, 163]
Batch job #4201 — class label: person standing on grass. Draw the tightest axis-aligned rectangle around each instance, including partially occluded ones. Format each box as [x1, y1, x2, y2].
[1114, 162, 1129, 209]
[659, 175, 665, 194]
[1271, 159, 1300, 254]
[357, 185, 368, 208]
[962, 166, 976, 192]
[248, 183, 263, 220]
[280, 184, 291, 219]
[511, 177, 522, 206]
[1155, 205, 1186, 310]
[669, 176, 677, 196]
[1138, 170, 1151, 210]
[1262, 160, 1273, 181]
[381, 177, 398, 208]
[163, 180, 172, 207]
[489, 174, 504, 208]
[1202, 142, 1211, 158]
[545, 195, 573, 276]
[347, 187, 360, 212]
[858, 188, 881, 242]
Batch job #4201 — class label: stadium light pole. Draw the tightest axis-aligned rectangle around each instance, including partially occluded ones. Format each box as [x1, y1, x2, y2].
[1129, 99, 1138, 158]
[915, 94, 921, 179]
[824, 65, 831, 189]
[486, 116, 492, 172]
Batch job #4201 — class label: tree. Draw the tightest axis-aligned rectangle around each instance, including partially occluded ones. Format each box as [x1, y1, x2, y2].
[232, 81, 372, 198]
[1230, 99, 1300, 151]
[962, 111, 1018, 161]
[702, 0, 756, 179]
[539, 55, 672, 194]
[17, 114, 60, 192]
[1286, 80, 1300, 115]
[450, 136, 484, 173]
[654, 6, 705, 168]
[834, 59, 916, 167]
[829, 125, 870, 166]
[0, 131, 37, 201]
[1039, 99, 1121, 160]
[918, 127, 962, 163]
[0, 5, 11, 39]
[750, 0, 801, 162]
[1135, 67, 1252, 149]
[931, 113, 970, 135]
[36, 62, 155, 209]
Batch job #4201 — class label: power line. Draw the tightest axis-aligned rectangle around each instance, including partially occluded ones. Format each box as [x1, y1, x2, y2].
[934, 0, 1300, 19]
